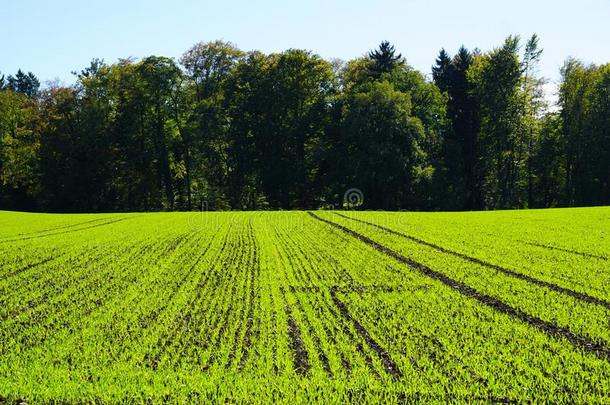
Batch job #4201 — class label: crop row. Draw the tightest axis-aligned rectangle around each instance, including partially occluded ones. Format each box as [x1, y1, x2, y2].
[1, 209, 610, 402]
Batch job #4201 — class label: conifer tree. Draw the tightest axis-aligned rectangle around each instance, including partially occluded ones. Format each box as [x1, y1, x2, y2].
[368, 41, 403, 78]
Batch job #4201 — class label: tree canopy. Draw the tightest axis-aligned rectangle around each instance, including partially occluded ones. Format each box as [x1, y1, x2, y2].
[1, 37, 608, 212]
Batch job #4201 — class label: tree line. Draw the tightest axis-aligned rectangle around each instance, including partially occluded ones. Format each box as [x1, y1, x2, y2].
[0, 36, 608, 212]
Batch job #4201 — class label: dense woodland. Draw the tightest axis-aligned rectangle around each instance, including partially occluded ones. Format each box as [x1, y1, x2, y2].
[0, 35, 608, 212]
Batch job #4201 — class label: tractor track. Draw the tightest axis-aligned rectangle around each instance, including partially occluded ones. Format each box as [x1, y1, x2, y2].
[334, 212, 610, 310]
[309, 212, 610, 363]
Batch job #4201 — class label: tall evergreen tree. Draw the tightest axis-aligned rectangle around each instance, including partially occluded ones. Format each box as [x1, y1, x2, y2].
[368, 41, 403, 78]
[432, 49, 453, 93]
[453, 46, 481, 209]
[7, 70, 40, 98]
[432, 46, 480, 209]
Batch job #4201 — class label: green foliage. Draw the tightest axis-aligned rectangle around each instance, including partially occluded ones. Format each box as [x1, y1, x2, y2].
[181, 40, 243, 100]
[338, 80, 425, 209]
[431, 48, 453, 93]
[223, 49, 335, 209]
[6, 69, 40, 97]
[560, 60, 610, 206]
[339, 57, 373, 91]
[468, 36, 524, 208]
[368, 41, 403, 78]
[433, 46, 479, 209]
[0, 90, 40, 208]
[0, 36, 608, 212]
[530, 113, 565, 207]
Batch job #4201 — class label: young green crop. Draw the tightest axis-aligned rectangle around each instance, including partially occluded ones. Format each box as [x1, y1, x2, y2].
[0, 208, 609, 403]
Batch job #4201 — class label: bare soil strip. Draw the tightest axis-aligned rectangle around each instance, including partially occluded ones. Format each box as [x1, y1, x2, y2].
[321, 293, 382, 379]
[288, 291, 333, 376]
[288, 284, 397, 294]
[309, 212, 610, 363]
[288, 286, 321, 293]
[287, 284, 413, 376]
[238, 226, 260, 370]
[283, 303, 311, 376]
[291, 288, 354, 375]
[328, 286, 402, 379]
[334, 212, 610, 310]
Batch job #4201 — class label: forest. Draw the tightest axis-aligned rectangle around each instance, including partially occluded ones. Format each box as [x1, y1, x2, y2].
[0, 35, 608, 212]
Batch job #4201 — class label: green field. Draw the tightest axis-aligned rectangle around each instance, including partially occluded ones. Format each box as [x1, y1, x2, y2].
[1, 207, 610, 403]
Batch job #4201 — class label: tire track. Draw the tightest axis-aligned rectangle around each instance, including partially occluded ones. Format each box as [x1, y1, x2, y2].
[2, 217, 110, 239]
[0, 254, 67, 282]
[280, 288, 310, 376]
[238, 222, 261, 370]
[362, 292, 489, 388]
[520, 240, 609, 261]
[0, 216, 139, 243]
[273, 225, 358, 376]
[273, 232, 313, 377]
[273, 223, 383, 377]
[281, 288, 333, 376]
[320, 293, 382, 380]
[329, 287, 402, 379]
[295, 287, 354, 376]
[334, 212, 610, 310]
[309, 212, 610, 363]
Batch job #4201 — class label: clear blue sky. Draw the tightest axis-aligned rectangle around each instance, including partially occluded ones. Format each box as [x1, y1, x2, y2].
[2, 0, 609, 96]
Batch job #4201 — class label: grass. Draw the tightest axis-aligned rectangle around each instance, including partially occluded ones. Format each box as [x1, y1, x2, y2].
[0, 207, 609, 403]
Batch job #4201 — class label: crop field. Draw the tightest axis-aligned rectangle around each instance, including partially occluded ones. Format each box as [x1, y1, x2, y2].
[1, 207, 610, 403]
